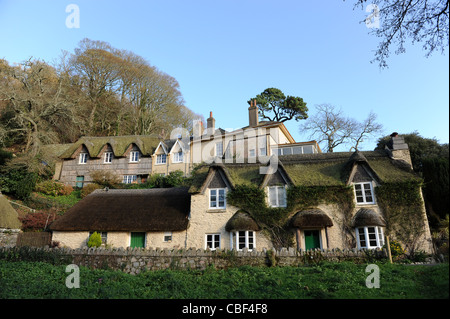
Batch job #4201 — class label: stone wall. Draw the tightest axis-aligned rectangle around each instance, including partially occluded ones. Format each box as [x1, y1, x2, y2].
[0, 229, 20, 246]
[0, 246, 387, 275]
[58, 150, 152, 187]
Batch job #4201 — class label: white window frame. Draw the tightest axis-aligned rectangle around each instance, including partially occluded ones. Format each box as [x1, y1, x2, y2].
[156, 154, 167, 165]
[104, 152, 113, 164]
[173, 150, 183, 163]
[267, 186, 287, 208]
[209, 188, 226, 209]
[123, 175, 138, 184]
[205, 233, 221, 250]
[130, 151, 139, 163]
[356, 226, 384, 249]
[230, 231, 255, 251]
[353, 182, 375, 204]
[249, 149, 256, 157]
[163, 232, 172, 242]
[79, 152, 88, 164]
[215, 142, 223, 157]
[260, 147, 267, 156]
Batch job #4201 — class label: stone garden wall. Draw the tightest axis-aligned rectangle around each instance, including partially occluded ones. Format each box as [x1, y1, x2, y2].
[0, 246, 387, 275]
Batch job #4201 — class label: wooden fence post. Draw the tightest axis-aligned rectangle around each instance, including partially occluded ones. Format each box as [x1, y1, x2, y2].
[386, 235, 393, 263]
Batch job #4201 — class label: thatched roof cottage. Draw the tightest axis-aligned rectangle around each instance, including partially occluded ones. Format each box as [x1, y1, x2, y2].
[49, 137, 433, 254]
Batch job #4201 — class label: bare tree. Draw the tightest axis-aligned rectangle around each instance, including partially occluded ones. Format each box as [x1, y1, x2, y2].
[350, 111, 384, 151]
[353, 0, 449, 68]
[0, 59, 77, 156]
[300, 104, 355, 152]
[300, 104, 383, 152]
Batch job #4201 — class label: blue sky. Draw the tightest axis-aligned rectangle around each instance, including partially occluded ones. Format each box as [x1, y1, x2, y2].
[0, 0, 448, 151]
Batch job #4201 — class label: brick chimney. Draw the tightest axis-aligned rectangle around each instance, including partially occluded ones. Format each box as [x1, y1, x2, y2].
[248, 99, 259, 127]
[207, 111, 215, 135]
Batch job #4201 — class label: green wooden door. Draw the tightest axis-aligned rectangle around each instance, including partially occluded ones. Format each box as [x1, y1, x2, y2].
[304, 230, 320, 250]
[130, 232, 146, 248]
[76, 176, 84, 188]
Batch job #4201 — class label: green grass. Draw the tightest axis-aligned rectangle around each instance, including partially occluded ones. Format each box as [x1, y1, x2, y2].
[0, 260, 448, 299]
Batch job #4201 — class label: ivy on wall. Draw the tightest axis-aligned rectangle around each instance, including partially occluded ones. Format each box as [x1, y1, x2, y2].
[375, 180, 426, 253]
[226, 184, 355, 249]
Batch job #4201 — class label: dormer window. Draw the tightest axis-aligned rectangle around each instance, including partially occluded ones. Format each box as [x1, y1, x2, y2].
[79, 152, 88, 164]
[209, 188, 226, 209]
[156, 154, 166, 164]
[267, 186, 287, 208]
[353, 182, 375, 204]
[104, 152, 113, 163]
[130, 151, 139, 163]
[173, 150, 183, 163]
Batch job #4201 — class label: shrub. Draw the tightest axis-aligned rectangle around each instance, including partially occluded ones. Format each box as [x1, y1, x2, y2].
[384, 239, 406, 261]
[35, 180, 73, 196]
[0, 169, 38, 200]
[19, 209, 58, 232]
[90, 170, 122, 188]
[80, 183, 103, 198]
[87, 232, 102, 248]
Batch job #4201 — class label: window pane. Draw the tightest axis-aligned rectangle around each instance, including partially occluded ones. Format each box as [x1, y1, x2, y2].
[277, 187, 286, 207]
[214, 236, 220, 248]
[218, 189, 225, 207]
[210, 190, 217, 207]
[248, 231, 254, 249]
[238, 231, 246, 249]
[354, 184, 363, 202]
[216, 142, 223, 156]
[303, 145, 314, 154]
[269, 187, 277, 206]
[378, 228, 384, 246]
[358, 228, 366, 248]
[292, 146, 303, 155]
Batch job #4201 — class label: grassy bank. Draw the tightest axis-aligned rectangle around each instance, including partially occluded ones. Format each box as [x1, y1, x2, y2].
[0, 260, 448, 299]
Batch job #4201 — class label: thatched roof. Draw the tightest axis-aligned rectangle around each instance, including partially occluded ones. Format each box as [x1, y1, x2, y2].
[189, 150, 421, 192]
[0, 194, 21, 229]
[225, 210, 260, 231]
[352, 208, 386, 227]
[59, 135, 161, 159]
[290, 209, 334, 228]
[48, 187, 190, 232]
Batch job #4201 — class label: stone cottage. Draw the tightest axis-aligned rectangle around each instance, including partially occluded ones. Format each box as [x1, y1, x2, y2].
[48, 135, 433, 254]
[50, 187, 190, 248]
[54, 102, 320, 187]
